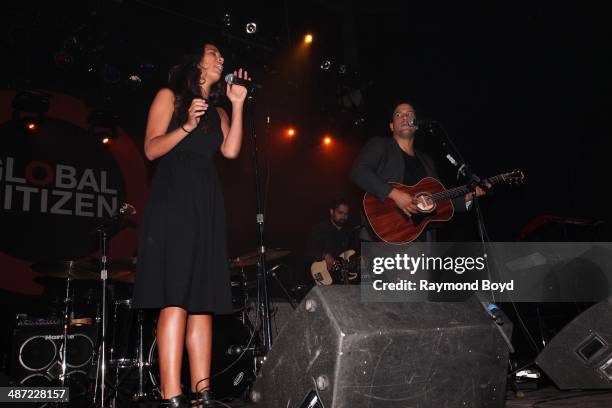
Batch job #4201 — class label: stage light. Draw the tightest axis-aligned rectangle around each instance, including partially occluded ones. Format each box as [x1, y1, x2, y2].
[246, 22, 258, 34]
[304, 34, 313, 44]
[285, 127, 296, 138]
[338, 64, 347, 74]
[26, 122, 37, 131]
[320, 60, 331, 71]
[222, 13, 231, 27]
[89, 109, 119, 145]
[323, 136, 332, 145]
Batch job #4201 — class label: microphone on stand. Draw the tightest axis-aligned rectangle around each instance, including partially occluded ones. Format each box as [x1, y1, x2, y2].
[408, 118, 437, 128]
[119, 203, 137, 215]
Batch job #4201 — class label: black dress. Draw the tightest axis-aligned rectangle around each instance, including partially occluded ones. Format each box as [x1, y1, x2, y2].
[132, 107, 232, 314]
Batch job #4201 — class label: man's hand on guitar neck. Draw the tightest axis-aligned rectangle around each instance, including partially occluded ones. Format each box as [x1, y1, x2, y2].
[388, 188, 418, 215]
[464, 181, 492, 202]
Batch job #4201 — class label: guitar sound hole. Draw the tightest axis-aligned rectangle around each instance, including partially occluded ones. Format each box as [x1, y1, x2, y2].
[415, 193, 435, 213]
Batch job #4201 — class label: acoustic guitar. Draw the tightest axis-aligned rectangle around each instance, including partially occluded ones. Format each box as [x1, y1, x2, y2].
[363, 170, 524, 243]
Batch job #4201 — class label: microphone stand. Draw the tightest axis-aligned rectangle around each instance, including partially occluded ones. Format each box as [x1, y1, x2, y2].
[92, 203, 135, 407]
[423, 122, 514, 353]
[245, 90, 274, 354]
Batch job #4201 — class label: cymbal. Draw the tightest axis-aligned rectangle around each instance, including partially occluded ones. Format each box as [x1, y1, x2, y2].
[31, 260, 95, 275]
[31, 259, 136, 283]
[109, 269, 135, 284]
[230, 248, 291, 268]
[32, 269, 99, 282]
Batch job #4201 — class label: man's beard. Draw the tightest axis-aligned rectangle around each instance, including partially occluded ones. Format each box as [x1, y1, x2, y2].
[333, 218, 347, 226]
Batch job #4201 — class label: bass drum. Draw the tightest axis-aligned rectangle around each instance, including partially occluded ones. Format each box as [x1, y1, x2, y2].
[148, 315, 255, 400]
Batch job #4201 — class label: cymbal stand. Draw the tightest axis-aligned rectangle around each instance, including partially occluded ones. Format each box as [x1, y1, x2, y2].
[133, 309, 149, 400]
[93, 227, 110, 407]
[60, 261, 74, 388]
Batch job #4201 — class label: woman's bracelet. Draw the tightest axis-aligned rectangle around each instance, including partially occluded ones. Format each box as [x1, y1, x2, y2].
[181, 125, 192, 133]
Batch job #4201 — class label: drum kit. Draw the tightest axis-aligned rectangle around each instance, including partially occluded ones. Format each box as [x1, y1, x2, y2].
[27, 236, 297, 406]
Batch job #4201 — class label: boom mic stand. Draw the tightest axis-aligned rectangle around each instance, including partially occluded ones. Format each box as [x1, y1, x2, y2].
[422, 122, 514, 353]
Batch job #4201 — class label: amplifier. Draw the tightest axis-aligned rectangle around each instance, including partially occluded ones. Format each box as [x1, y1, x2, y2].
[10, 316, 98, 385]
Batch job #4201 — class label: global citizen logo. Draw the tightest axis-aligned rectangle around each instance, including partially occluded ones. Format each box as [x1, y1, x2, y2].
[1, 156, 118, 218]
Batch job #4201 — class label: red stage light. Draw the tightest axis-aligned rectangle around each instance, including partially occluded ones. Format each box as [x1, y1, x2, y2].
[285, 127, 296, 138]
[323, 136, 332, 145]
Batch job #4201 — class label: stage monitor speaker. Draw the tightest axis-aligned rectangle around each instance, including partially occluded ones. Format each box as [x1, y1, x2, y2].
[251, 286, 511, 408]
[536, 297, 612, 389]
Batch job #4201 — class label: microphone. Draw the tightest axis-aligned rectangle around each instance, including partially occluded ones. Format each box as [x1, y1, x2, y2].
[119, 203, 137, 215]
[408, 118, 437, 128]
[224, 73, 262, 90]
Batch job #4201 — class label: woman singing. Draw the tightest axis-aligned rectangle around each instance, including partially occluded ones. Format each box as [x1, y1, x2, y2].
[132, 42, 250, 407]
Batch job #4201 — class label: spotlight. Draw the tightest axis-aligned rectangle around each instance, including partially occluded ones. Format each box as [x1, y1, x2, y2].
[89, 109, 119, 145]
[323, 135, 332, 145]
[338, 64, 347, 74]
[304, 34, 313, 44]
[320, 60, 331, 71]
[26, 122, 37, 131]
[222, 13, 231, 26]
[285, 127, 296, 138]
[246, 22, 258, 34]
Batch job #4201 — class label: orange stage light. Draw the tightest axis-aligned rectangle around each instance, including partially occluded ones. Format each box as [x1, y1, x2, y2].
[323, 136, 332, 145]
[102, 137, 111, 144]
[286, 127, 296, 138]
[26, 122, 37, 131]
[304, 34, 313, 44]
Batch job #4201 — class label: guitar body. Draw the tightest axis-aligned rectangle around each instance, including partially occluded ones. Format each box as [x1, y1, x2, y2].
[363, 178, 455, 243]
[310, 250, 357, 285]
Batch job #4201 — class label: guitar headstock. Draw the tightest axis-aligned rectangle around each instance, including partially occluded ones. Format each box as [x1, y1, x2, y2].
[500, 169, 525, 185]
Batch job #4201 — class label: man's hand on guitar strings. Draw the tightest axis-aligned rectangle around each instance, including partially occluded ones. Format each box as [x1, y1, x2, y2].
[389, 188, 418, 215]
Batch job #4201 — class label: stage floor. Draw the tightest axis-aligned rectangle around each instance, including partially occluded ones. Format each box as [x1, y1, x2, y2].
[221, 387, 612, 408]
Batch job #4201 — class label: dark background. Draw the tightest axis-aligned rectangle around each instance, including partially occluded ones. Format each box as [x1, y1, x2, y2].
[1, 0, 610, 272]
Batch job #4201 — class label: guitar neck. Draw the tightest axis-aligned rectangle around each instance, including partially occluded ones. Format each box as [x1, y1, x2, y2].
[431, 173, 507, 202]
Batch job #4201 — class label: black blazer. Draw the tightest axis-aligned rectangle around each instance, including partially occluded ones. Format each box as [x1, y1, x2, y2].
[351, 137, 467, 241]
[351, 137, 440, 201]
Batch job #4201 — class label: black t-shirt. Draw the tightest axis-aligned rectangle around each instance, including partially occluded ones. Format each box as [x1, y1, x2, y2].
[403, 152, 426, 185]
[304, 220, 354, 263]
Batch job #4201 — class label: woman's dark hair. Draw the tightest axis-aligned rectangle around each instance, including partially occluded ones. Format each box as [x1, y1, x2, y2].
[167, 43, 224, 125]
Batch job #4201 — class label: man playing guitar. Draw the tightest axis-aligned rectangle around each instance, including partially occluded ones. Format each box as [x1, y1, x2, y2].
[351, 101, 488, 242]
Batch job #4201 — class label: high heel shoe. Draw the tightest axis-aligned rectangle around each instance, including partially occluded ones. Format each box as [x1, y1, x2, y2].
[162, 394, 189, 408]
[191, 389, 215, 407]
